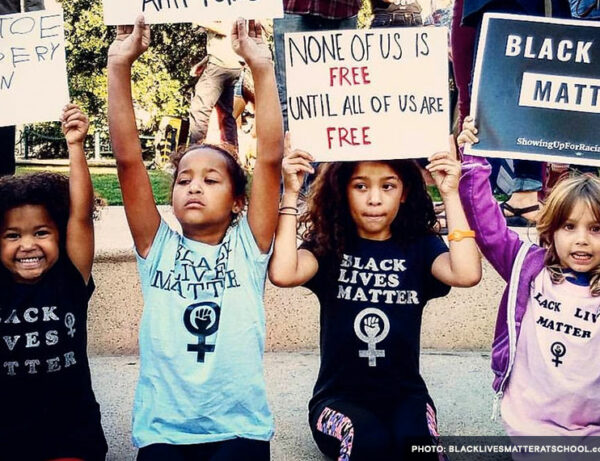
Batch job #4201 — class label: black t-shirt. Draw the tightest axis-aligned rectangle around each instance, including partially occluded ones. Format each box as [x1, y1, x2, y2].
[304, 235, 450, 410]
[0, 256, 107, 460]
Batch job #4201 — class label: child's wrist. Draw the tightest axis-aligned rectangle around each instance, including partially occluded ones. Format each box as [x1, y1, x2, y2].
[108, 57, 134, 69]
[281, 191, 299, 205]
[440, 190, 460, 201]
[67, 139, 85, 148]
[247, 59, 273, 74]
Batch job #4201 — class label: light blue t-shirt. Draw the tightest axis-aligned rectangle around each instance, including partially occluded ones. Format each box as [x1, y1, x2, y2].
[132, 216, 273, 447]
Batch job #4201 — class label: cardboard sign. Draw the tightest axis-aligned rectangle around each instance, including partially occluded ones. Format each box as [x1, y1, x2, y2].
[468, 13, 600, 167]
[103, 0, 283, 25]
[285, 28, 450, 162]
[0, 11, 69, 127]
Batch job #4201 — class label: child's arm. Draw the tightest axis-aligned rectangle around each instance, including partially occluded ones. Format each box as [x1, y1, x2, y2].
[62, 104, 94, 284]
[457, 117, 527, 282]
[268, 134, 318, 287]
[426, 141, 481, 287]
[231, 19, 283, 252]
[107, 16, 160, 258]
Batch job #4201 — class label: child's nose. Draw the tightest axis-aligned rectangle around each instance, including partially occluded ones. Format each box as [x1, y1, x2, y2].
[19, 236, 36, 250]
[368, 189, 382, 205]
[189, 181, 203, 194]
[575, 229, 590, 245]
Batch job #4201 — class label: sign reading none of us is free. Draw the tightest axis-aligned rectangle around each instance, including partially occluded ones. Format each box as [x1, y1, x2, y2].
[468, 13, 600, 167]
[284, 28, 450, 162]
[103, 0, 283, 25]
[0, 11, 69, 127]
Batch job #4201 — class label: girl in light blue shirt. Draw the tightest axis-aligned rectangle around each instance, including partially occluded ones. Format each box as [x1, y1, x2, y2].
[107, 16, 283, 461]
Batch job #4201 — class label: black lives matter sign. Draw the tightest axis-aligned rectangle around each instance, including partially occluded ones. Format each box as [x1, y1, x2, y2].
[468, 13, 600, 167]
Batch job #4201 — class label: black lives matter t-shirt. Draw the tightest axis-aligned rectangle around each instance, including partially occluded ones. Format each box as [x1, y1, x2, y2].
[304, 235, 449, 410]
[0, 257, 107, 460]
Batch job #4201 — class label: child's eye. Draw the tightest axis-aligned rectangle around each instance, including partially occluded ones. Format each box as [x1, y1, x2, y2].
[564, 223, 575, 230]
[3, 232, 19, 240]
[382, 183, 396, 191]
[591, 225, 600, 233]
[353, 183, 367, 191]
[35, 230, 50, 237]
[177, 177, 190, 185]
[205, 178, 219, 185]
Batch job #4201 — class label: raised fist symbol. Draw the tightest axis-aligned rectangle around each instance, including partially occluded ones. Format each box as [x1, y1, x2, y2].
[193, 307, 215, 331]
[363, 316, 381, 338]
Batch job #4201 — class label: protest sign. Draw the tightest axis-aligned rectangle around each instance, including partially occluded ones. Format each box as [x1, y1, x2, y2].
[284, 28, 450, 162]
[103, 0, 283, 25]
[468, 13, 600, 167]
[0, 10, 69, 127]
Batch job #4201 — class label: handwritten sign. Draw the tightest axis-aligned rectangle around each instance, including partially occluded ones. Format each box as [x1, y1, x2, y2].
[468, 14, 600, 167]
[0, 10, 69, 127]
[285, 27, 450, 162]
[103, 0, 284, 25]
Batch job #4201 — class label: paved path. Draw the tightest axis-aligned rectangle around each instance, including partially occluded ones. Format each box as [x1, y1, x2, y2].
[91, 351, 503, 461]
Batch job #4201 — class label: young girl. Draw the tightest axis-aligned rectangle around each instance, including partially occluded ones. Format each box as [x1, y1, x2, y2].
[458, 116, 600, 437]
[268, 136, 481, 460]
[107, 17, 282, 460]
[0, 105, 107, 460]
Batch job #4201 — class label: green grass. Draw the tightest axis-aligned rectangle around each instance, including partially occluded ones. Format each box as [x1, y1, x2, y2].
[16, 167, 173, 206]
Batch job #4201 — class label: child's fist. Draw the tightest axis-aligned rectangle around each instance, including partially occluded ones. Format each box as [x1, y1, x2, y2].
[282, 132, 314, 196]
[108, 15, 150, 66]
[231, 18, 272, 68]
[61, 104, 89, 146]
[426, 150, 461, 197]
[457, 116, 479, 147]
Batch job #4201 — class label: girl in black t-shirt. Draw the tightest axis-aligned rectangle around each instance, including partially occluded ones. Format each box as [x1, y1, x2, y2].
[0, 106, 107, 460]
[269, 135, 481, 460]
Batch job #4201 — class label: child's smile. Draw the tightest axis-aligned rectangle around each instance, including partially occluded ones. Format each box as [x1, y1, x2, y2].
[0, 205, 60, 284]
[553, 200, 600, 273]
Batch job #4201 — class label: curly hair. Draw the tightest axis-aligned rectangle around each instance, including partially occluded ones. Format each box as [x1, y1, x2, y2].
[0, 172, 71, 250]
[537, 173, 600, 296]
[300, 160, 438, 261]
[169, 143, 248, 224]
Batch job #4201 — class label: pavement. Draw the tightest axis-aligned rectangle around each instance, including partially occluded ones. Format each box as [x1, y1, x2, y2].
[92, 350, 504, 461]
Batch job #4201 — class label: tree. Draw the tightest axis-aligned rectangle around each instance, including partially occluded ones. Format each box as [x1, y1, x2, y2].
[29, 0, 206, 158]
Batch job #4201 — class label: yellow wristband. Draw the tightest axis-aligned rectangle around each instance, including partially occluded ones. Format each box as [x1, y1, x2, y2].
[448, 230, 476, 242]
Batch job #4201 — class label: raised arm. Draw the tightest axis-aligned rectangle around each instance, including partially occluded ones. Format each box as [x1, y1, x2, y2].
[426, 139, 481, 287]
[457, 117, 527, 281]
[107, 16, 160, 258]
[62, 104, 94, 283]
[231, 19, 284, 252]
[268, 133, 318, 287]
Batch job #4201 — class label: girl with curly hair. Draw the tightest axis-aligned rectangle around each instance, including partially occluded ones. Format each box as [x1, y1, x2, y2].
[269, 135, 481, 460]
[0, 105, 107, 460]
[459, 116, 600, 438]
[108, 17, 282, 460]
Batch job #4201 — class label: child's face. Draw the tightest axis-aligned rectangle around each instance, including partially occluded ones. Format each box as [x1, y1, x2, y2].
[346, 162, 404, 241]
[553, 200, 600, 273]
[0, 205, 60, 284]
[172, 149, 242, 235]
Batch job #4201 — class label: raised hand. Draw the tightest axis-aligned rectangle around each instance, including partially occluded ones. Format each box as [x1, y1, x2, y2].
[282, 132, 314, 196]
[231, 18, 272, 68]
[61, 104, 89, 146]
[107, 15, 150, 66]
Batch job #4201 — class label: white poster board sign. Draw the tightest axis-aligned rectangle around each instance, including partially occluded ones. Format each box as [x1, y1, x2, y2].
[0, 11, 69, 127]
[285, 27, 450, 162]
[103, 0, 284, 25]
